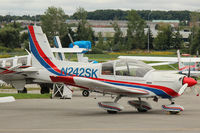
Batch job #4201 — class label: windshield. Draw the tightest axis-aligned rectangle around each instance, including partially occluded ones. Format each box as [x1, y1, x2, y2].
[115, 59, 153, 77]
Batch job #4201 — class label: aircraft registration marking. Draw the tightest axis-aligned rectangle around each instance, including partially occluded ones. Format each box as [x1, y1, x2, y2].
[61, 67, 98, 78]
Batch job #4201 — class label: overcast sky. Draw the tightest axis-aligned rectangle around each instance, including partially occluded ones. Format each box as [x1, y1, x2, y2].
[1, 0, 200, 16]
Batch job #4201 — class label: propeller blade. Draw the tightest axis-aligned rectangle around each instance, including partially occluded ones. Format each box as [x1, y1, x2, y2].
[190, 86, 199, 96]
[178, 83, 188, 95]
[188, 60, 191, 77]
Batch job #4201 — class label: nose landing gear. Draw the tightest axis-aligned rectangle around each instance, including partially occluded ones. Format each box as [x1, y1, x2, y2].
[162, 99, 184, 114]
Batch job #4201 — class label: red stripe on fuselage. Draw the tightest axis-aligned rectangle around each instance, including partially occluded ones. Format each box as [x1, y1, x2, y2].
[90, 78, 179, 97]
[50, 76, 179, 97]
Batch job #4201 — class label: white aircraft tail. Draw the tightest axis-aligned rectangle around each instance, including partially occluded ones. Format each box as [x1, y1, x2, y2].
[28, 25, 63, 76]
[177, 50, 185, 70]
[28, 25, 55, 68]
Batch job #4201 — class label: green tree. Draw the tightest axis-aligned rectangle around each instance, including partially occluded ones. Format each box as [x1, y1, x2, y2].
[190, 29, 200, 54]
[189, 11, 200, 53]
[112, 21, 123, 51]
[20, 32, 29, 49]
[41, 6, 68, 43]
[145, 28, 154, 50]
[126, 10, 146, 49]
[96, 32, 104, 49]
[172, 30, 183, 49]
[60, 27, 76, 47]
[92, 32, 108, 53]
[0, 26, 20, 48]
[75, 7, 95, 44]
[154, 25, 173, 50]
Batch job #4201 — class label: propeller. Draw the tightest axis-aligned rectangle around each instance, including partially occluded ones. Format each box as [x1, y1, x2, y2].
[188, 59, 191, 77]
[181, 76, 197, 96]
[187, 59, 199, 96]
[178, 83, 188, 95]
[190, 84, 199, 96]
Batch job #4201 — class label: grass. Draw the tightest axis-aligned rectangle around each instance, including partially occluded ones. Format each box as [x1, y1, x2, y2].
[0, 93, 51, 99]
[153, 63, 178, 70]
[0, 85, 40, 91]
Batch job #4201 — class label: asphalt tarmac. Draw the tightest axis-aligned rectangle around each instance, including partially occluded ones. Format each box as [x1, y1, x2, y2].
[0, 91, 200, 133]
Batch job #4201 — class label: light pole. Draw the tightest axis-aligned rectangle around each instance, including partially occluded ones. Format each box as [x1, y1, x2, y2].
[147, 11, 152, 53]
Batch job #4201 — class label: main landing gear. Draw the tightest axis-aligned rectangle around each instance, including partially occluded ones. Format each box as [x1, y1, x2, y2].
[98, 96, 152, 114]
[162, 99, 184, 114]
[40, 84, 50, 94]
[98, 95, 124, 114]
[98, 97, 184, 114]
[128, 98, 152, 112]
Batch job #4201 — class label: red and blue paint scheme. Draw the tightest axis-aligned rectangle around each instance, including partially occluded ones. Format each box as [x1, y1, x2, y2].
[162, 105, 184, 112]
[27, 25, 197, 114]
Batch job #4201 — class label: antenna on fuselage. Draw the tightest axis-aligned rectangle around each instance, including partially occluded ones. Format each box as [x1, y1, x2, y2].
[68, 33, 75, 46]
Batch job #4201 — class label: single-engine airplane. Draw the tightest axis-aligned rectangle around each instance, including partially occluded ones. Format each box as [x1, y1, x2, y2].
[27, 25, 197, 114]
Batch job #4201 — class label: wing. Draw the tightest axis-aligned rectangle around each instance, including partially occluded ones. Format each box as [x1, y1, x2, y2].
[51, 48, 86, 53]
[181, 71, 200, 77]
[118, 56, 200, 63]
[0, 66, 38, 82]
[148, 62, 176, 66]
[118, 56, 178, 62]
[50, 76, 149, 96]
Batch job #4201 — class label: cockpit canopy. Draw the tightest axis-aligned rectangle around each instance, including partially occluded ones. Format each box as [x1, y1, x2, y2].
[101, 59, 153, 77]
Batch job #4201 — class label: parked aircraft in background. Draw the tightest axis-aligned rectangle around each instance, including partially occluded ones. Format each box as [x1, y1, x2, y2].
[177, 50, 200, 78]
[27, 25, 197, 114]
[0, 29, 89, 95]
[119, 50, 200, 78]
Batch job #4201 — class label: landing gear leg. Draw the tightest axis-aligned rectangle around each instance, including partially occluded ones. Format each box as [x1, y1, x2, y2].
[137, 98, 148, 112]
[128, 98, 151, 112]
[114, 95, 122, 103]
[169, 99, 175, 105]
[106, 95, 122, 114]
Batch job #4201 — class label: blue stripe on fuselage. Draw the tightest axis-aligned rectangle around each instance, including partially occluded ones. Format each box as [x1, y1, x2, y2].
[103, 81, 172, 98]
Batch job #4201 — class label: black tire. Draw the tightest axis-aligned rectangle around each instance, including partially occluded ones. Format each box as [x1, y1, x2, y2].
[107, 110, 117, 114]
[169, 111, 179, 114]
[137, 108, 148, 112]
[40, 87, 50, 94]
[18, 87, 27, 94]
[82, 90, 90, 97]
